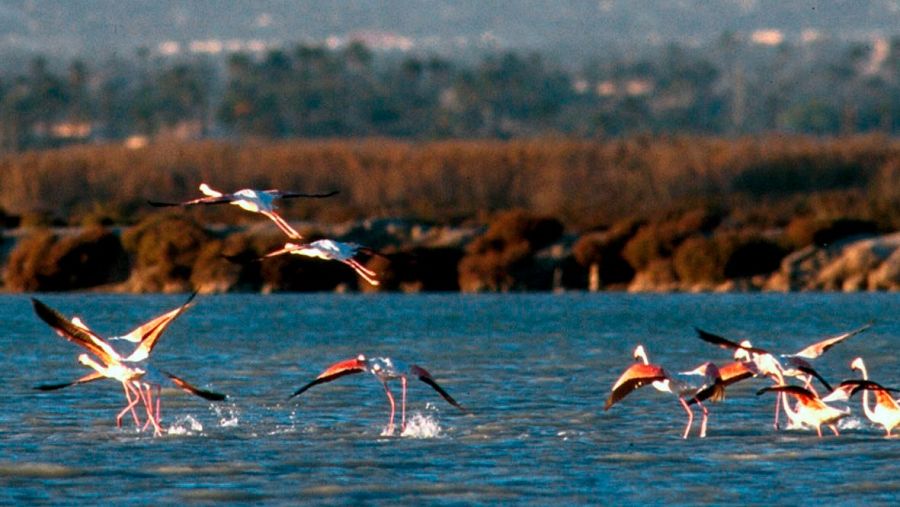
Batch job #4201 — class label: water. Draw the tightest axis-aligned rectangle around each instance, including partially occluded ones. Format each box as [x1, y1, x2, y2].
[1, 293, 898, 505]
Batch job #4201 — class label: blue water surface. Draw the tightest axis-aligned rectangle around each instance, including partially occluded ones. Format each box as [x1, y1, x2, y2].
[1, 292, 898, 505]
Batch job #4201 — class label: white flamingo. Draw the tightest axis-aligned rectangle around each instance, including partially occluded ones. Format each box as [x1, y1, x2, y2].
[605, 345, 725, 439]
[263, 239, 381, 286]
[32, 295, 225, 435]
[289, 354, 466, 435]
[149, 182, 338, 239]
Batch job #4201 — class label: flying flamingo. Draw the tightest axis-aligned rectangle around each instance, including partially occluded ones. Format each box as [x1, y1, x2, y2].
[262, 239, 381, 286]
[32, 296, 225, 435]
[756, 385, 849, 437]
[605, 345, 724, 439]
[149, 183, 338, 239]
[824, 358, 900, 436]
[289, 354, 466, 435]
[695, 325, 867, 428]
[34, 295, 196, 428]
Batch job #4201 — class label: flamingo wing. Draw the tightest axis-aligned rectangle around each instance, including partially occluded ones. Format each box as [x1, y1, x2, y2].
[791, 362, 833, 392]
[695, 328, 768, 354]
[34, 370, 105, 391]
[275, 190, 340, 199]
[410, 365, 467, 412]
[162, 371, 227, 401]
[289, 358, 365, 399]
[789, 323, 872, 359]
[125, 291, 197, 362]
[31, 298, 117, 363]
[604, 363, 667, 410]
[147, 195, 233, 207]
[757, 385, 828, 408]
[718, 361, 754, 387]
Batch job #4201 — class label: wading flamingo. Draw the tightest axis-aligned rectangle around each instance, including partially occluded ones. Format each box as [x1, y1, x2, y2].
[289, 354, 466, 435]
[825, 358, 900, 436]
[149, 183, 338, 239]
[262, 239, 381, 286]
[757, 385, 849, 437]
[695, 325, 867, 428]
[605, 345, 724, 439]
[32, 296, 225, 435]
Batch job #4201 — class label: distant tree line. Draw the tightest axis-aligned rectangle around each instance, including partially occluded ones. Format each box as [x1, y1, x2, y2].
[1, 36, 900, 150]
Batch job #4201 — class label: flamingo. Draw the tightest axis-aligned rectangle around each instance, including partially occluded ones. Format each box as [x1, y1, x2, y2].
[289, 354, 466, 435]
[32, 296, 225, 435]
[756, 385, 849, 437]
[605, 345, 724, 439]
[695, 325, 866, 428]
[825, 358, 900, 436]
[262, 239, 381, 286]
[149, 182, 338, 239]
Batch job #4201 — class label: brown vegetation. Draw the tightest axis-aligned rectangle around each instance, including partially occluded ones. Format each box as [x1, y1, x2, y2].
[0, 135, 898, 292]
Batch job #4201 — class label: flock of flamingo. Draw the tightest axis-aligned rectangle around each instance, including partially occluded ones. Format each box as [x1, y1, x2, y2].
[31, 183, 898, 439]
[35, 183, 465, 436]
[606, 323, 900, 438]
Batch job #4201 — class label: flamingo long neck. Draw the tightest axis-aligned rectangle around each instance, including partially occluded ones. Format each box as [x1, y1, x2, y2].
[854, 360, 878, 423]
[634, 346, 650, 365]
[78, 355, 109, 376]
[780, 392, 801, 420]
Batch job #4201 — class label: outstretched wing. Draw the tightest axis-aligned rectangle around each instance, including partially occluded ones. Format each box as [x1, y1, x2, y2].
[147, 196, 233, 207]
[756, 385, 827, 407]
[274, 190, 340, 199]
[410, 365, 467, 412]
[162, 371, 227, 401]
[31, 298, 118, 363]
[718, 361, 754, 387]
[604, 363, 667, 410]
[788, 323, 872, 359]
[124, 291, 197, 362]
[695, 328, 769, 354]
[289, 357, 365, 399]
[35, 371, 105, 391]
[792, 362, 833, 392]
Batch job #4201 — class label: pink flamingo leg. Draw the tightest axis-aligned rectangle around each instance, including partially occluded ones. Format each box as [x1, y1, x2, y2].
[263, 211, 302, 240]
[679, 397, 694, 439]
[829, 425, 839, 436]
[141, 384, 154, 431]
[401, 376, 408, 432]
[345, 259, 379, 286]
[117, 383, 143, 428]
[382, 381, 396, 435]
[145, 385, 163, 436]
[155, 384, 162, 428]
[696, 399, 710, 438]
[773, 388, 782, 430]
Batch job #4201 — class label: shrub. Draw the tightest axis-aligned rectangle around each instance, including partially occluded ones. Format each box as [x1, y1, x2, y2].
[4, 227, 129, 291]
[122, 214, 212, 291]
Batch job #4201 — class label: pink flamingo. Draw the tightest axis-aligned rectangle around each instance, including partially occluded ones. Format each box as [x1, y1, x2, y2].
[289, 354, 466, 434]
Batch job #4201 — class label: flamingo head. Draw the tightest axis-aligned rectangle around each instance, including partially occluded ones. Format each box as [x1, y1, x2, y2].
[850, 357, 865, 372]
[632, 345, 649, 364]
[76, 353, 92, 366]
[733, 340, 754, 362]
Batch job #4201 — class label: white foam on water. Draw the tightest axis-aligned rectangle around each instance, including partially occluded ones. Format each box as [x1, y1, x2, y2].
[399, 412, 443, 439]
[213, 404, 240, 428]
[839, 416, 863, 431]
[167, 415, 204, 435]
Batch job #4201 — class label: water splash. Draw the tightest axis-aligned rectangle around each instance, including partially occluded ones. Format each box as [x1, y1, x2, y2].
[399, 412, 443, 438]
[213, 404, 240, 428]
[167, 415, 204, 435]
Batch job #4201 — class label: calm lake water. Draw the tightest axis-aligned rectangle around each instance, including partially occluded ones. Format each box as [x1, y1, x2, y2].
[1, 293, 899, 505]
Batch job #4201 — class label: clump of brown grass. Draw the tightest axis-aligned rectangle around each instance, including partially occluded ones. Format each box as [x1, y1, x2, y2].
[4, 227, 129, 291]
